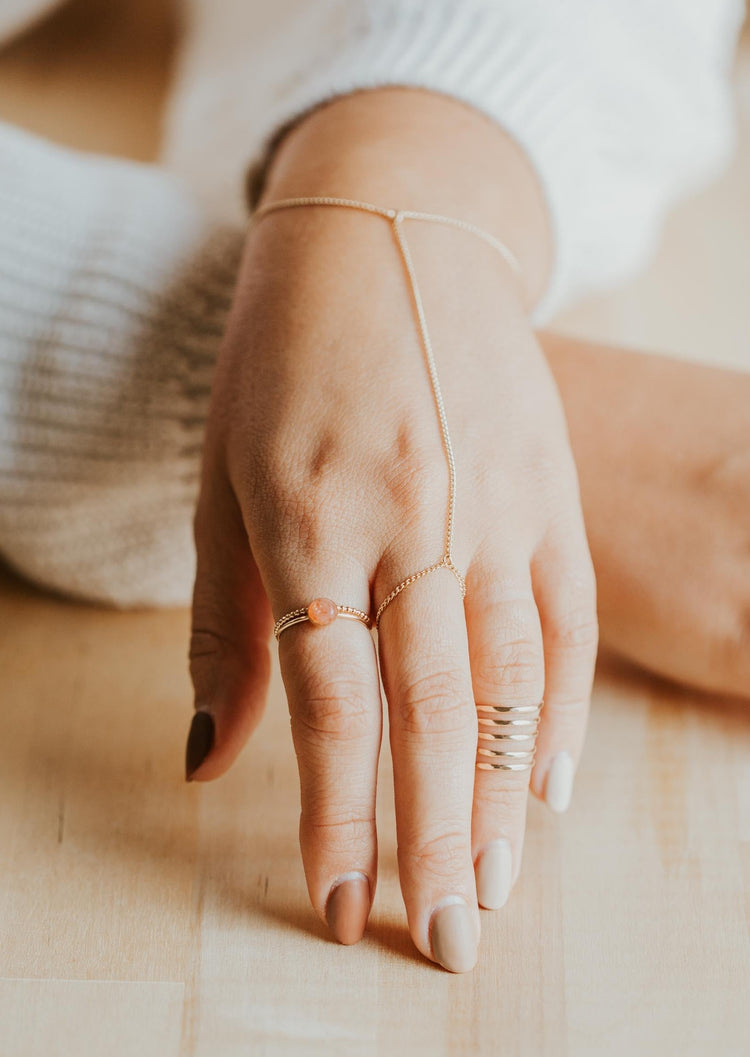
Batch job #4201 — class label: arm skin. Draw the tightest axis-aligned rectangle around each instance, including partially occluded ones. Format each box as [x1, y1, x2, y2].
[543, 334, 750, 699]
[256, 86, 553, 308]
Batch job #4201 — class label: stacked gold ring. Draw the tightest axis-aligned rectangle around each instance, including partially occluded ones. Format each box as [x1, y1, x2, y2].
[475, 701, 543, 772]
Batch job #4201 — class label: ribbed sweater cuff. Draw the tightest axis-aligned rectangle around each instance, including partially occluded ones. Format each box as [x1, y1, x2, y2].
[0, 121, 242, 606]
[242, 0, 594, 322]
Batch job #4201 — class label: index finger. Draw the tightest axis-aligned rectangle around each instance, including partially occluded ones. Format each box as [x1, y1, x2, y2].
[276, 577, 382, 947]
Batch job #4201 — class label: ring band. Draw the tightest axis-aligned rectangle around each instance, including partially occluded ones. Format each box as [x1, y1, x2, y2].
[475, 700, 543, 772]
[274, 597, 372, 641]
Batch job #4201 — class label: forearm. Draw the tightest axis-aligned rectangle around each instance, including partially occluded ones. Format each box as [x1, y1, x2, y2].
[541, 330, 750, 696]
[257, 87, 553, 310]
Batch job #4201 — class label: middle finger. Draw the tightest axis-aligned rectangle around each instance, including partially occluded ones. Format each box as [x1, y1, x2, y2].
[377, 571, 480, 973]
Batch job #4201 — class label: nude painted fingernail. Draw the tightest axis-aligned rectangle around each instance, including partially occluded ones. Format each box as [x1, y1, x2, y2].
[545, 751, 575, 813]
[475, 839, 513, 910]
[430, 897, 478, 973]
[325, 872, 371, 945]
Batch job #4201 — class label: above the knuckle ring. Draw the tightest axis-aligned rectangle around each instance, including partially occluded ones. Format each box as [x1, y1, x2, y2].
[475, 699, 543, 772]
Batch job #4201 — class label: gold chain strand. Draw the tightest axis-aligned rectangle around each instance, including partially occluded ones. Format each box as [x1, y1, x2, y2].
[390, 212, 459, 568]
[252, 196, 522, 280]
[373, 555, 465, 627]
[250, 196, 523, 630]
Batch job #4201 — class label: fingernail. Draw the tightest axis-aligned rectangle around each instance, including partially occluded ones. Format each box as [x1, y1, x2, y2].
[430, 897, 478, 973]
[475, 839, 513, 910]
[545, 751, 575, 813]
[185, 711, 214, 781]
[325, 872, 371, 945]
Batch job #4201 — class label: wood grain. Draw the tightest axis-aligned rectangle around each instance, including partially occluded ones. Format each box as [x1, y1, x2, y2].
[0, 3, 749, 1055]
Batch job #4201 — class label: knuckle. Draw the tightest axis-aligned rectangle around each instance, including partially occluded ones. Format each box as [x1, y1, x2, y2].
[547, 608, 599, 656]
[189, 627, 229, 663]
[259, 449, 320, 511]
[244, 425, 331, 510]
[294, 678, 375, 743]
[251, 424, 346, 508]
[302, 814, 375, 857]
[189, 624, 271, 701]
[473, 636, 544, 704]
[255, 468, 329, 558]
[404, 831, 471, 882]
[541, 693, 589, 718]
[396, 668, 474, 737]
[189, 626, 235, 694]
[378, 420, 447, 513]
[247, 447, 374, 565]
[475, 782, 529, 816]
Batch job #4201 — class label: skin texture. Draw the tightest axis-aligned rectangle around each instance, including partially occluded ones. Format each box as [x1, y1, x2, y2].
[188, 88, 599, 971]
[543, 336, 750, 698]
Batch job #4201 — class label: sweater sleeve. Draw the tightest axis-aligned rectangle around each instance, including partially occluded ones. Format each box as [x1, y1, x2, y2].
[0, 120, 242, 606]
[164, 0, 745, 321]
[0, 0, 62, 44]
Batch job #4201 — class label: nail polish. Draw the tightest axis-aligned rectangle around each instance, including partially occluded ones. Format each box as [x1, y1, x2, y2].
[430, 897, 478, 973]
[185, 711, 215, 781]
[325, 872, 371, 945]
[545, 751, 575, 813]
[475, 839, 513, 910]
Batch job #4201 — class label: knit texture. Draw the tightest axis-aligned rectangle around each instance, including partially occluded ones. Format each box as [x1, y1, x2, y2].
[164, 0, 745, 321]
[0, 122, 242, 605]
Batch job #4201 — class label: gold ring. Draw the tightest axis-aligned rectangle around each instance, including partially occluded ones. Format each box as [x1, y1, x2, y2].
[274, 597, 373, 641]
[475, 700, 543, 772]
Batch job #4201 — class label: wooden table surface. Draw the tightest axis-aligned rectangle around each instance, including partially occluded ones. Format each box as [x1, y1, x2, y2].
[1, 3, 749, 1055]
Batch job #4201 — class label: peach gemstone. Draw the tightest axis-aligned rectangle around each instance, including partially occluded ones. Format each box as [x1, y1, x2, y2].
[307, 597, 338, 626]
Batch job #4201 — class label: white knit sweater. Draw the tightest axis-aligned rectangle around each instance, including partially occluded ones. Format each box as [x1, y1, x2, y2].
[0, 0, 745, 605]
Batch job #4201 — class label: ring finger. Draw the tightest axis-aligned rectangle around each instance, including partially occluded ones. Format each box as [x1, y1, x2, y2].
[465, 556, 545, 910]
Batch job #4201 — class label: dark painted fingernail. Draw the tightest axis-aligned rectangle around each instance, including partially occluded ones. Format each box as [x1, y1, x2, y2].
[325, 873, 371, 945]
[185, 711, 214, 781]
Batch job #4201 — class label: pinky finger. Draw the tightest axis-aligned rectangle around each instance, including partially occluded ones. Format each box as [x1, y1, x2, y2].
[530, 523, 598, 813]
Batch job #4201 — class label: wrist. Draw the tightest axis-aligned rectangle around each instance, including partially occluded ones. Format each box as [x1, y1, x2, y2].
[256, 87, 552, 310]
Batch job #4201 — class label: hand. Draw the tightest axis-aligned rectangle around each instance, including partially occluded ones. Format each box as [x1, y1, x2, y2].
[544, 334, 750, 698]
[186, 89, 598, 971]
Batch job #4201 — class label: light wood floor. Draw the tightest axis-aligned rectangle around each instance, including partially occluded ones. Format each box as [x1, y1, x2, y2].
[1, 3, 749, 1055]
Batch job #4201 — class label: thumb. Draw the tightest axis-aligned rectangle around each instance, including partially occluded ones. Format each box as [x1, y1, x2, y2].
[186, 474, 273, 781]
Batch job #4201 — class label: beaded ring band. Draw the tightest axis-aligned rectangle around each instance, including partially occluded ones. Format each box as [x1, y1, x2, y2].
[251, 196, 524, 637]
[273, 598, 372, 641]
